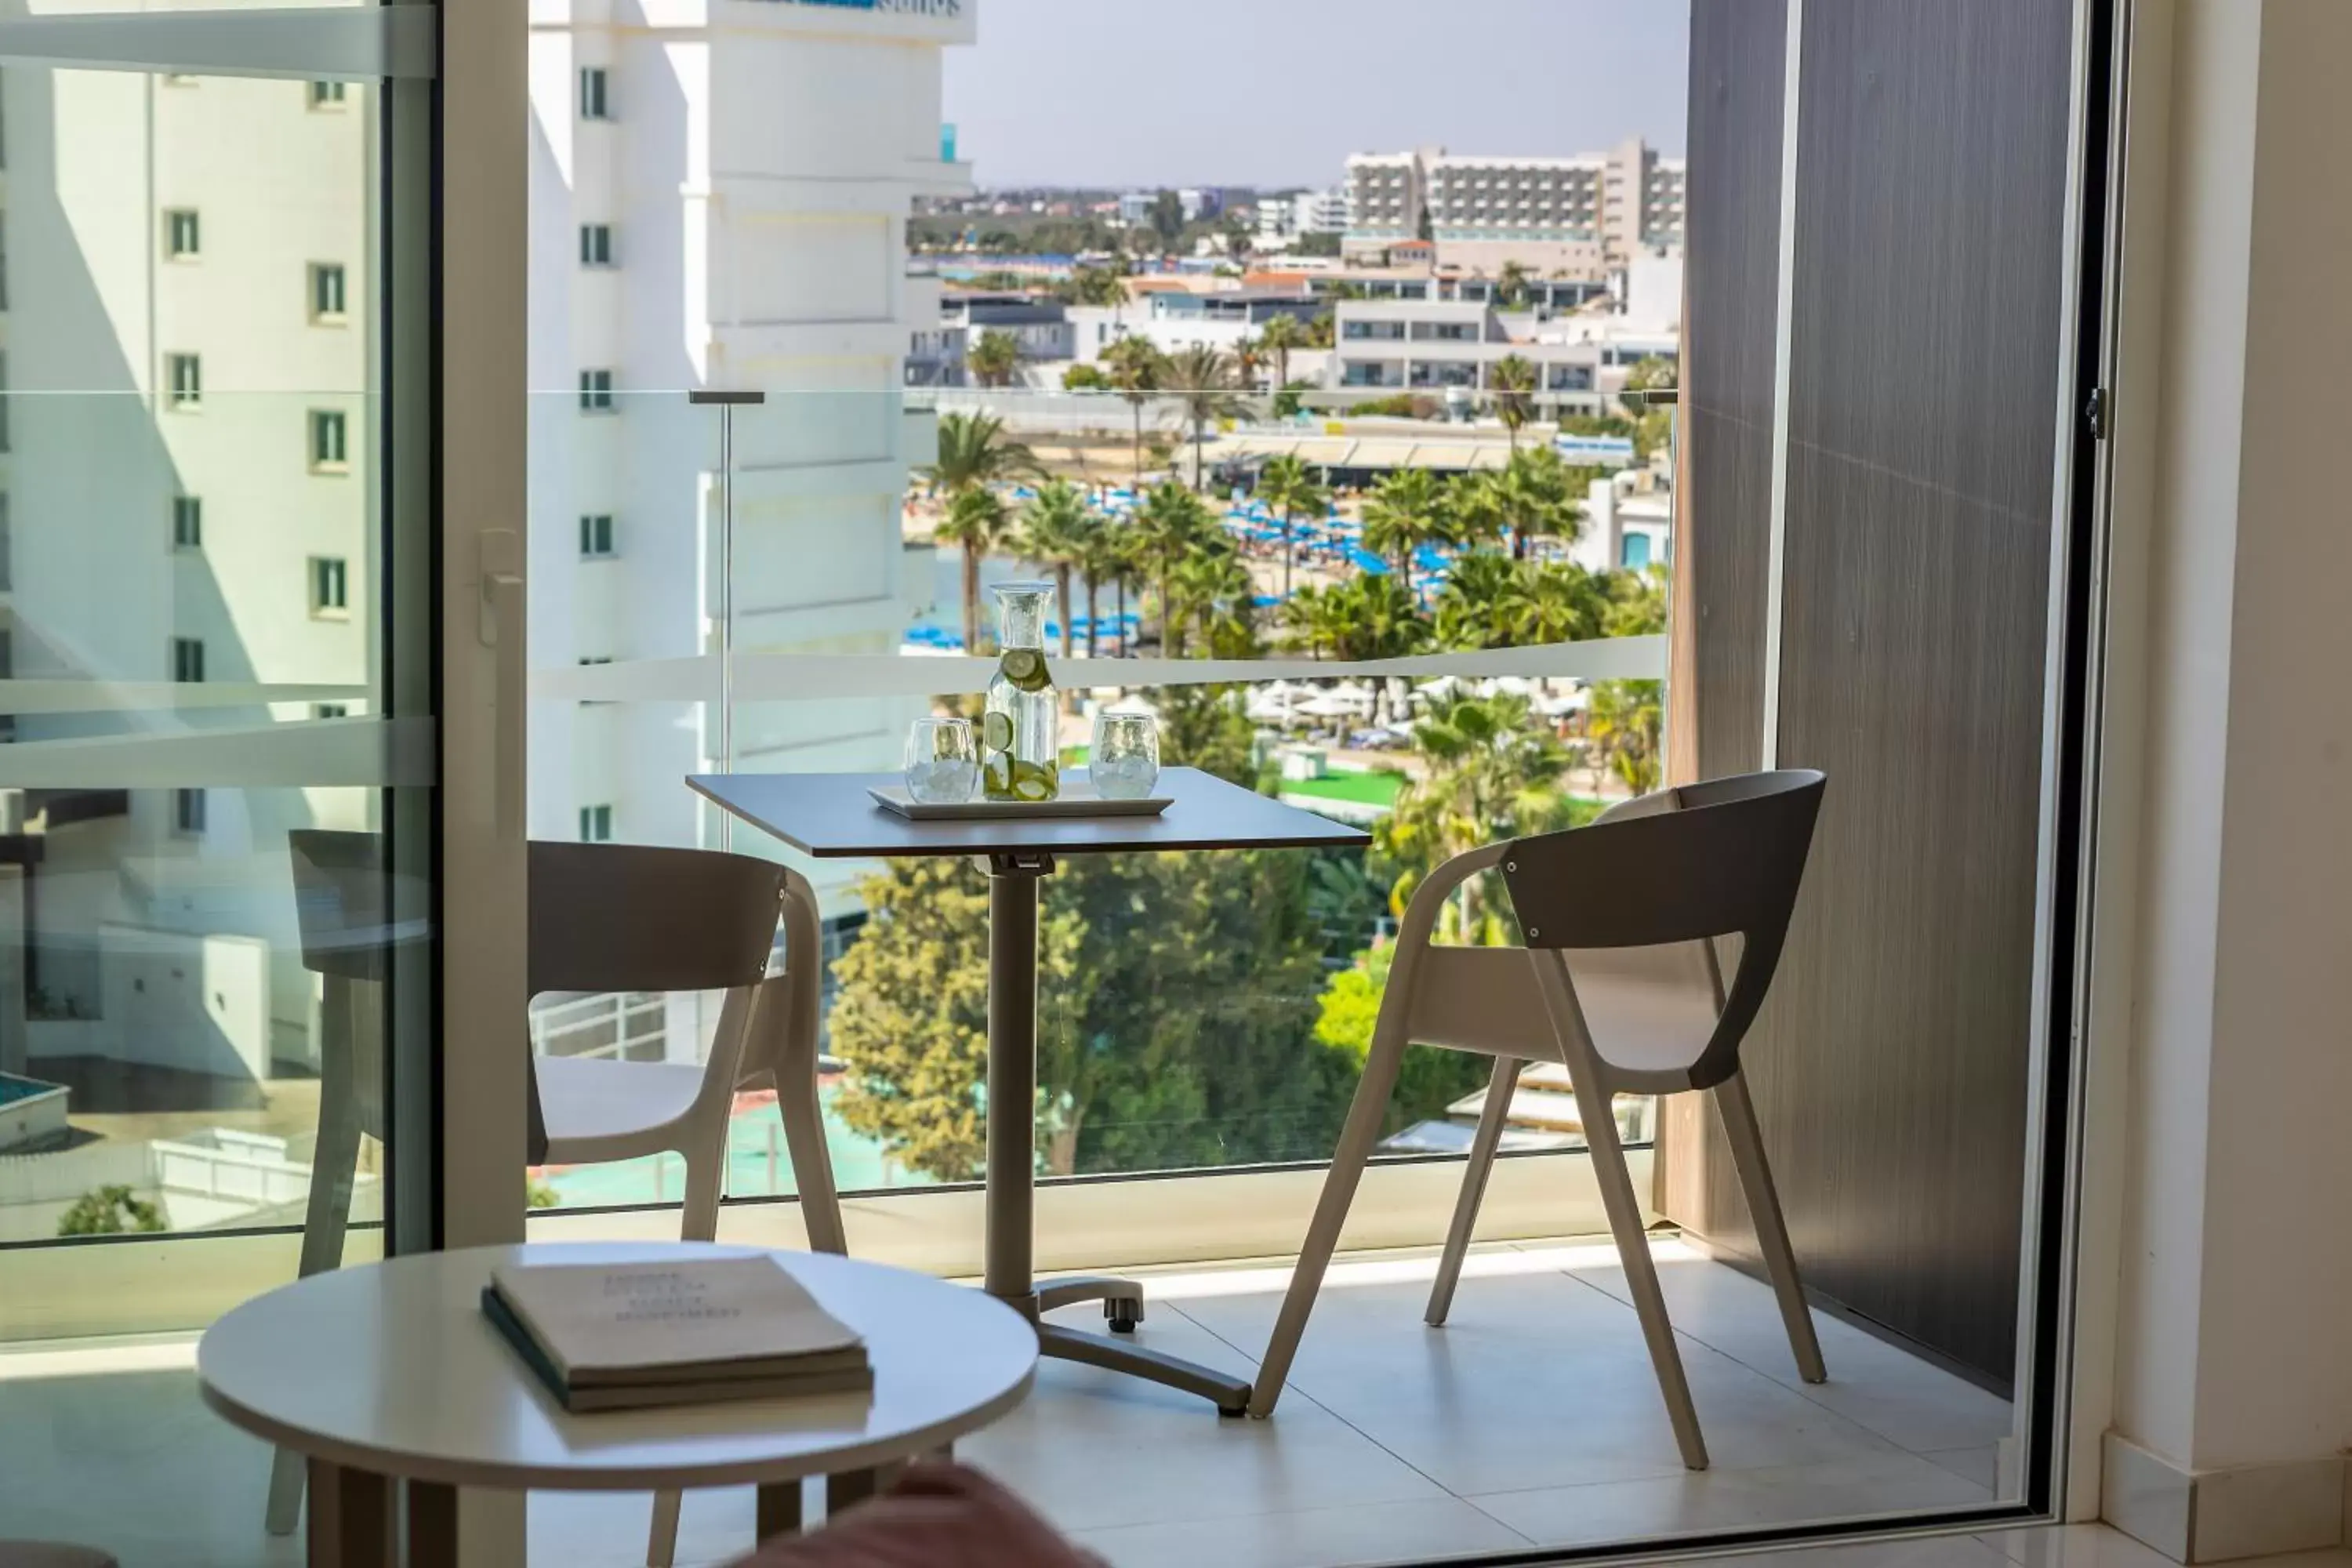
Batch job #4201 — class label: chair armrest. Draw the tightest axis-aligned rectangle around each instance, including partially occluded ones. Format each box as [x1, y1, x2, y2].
[1394, 841, 1508, 950]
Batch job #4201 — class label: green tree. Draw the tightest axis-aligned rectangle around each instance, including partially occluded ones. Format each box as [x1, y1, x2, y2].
[1283, 572, 1431, 663]
[1166, 343, 1245, 492]
[1619, 354, 1679, 412]
[1256, 453, 1329, 601]
[1514, 560, 1610, 644]
[1588, 679, 1664, 794]
[1018, 481, 1094, 659]
[1169, 546, 1259, 660]
[56, 1185, 165, 1236]
[1489, 354, 1538, 451]
[1100, 336, 1167, 485]
[1149, 190, 1186, 249]
[1061, 362, 1107, 392]
[1154, 684, 1260, 786]
[1495, 445, 1591, 561]
[1497, 260, 1534, 310]
[1230, 332, 1265, 394]
[1065, 265, 1128, 307]
[830, 851, 1356, 1181]
[1133, 482, 1220, 656]
[1359, 467, 1450, 593]
[935, 486, 1015, 652]
[1257, 313, 1309, 392]
[966, 328, 1022, 389]
[919, 410, 1037, 498]
[1377, 691, 1584, 936]
[1432, 550, 1526, 650]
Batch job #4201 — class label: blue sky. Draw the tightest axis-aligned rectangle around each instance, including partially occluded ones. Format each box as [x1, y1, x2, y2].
[944, 0, 1691, 190]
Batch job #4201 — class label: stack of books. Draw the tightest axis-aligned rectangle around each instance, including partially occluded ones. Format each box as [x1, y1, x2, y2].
[481, 1256, 873, 1414]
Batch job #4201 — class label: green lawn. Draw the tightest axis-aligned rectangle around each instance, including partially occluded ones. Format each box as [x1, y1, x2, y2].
[1280, 770, 1408, 808]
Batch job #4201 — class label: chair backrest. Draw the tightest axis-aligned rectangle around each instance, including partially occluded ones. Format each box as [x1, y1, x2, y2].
[1501, 769, 1824, 1087]
[289, 829, 399, 982]
[526, 841, 784, 998]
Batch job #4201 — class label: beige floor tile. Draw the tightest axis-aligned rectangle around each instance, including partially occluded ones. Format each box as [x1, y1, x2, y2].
[1571, 1252, 2015, 1455]
[1180, 1269, 1912, 1496]
[1468, 1448, 1994, 1549]
[953, 1303, 1449, 1534]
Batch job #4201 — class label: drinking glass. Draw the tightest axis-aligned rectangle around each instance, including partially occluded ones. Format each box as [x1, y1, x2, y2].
[904, 717, 980, 805]
[1091, 711, 1161, 800]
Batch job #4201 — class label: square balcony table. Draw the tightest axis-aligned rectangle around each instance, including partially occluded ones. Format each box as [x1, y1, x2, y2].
[689, 767, 1370, 1414]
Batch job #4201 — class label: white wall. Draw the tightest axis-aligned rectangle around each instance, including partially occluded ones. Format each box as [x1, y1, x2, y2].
[2109, 0, 2352, 1502]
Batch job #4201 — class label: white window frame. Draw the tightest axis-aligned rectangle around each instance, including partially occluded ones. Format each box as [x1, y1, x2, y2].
[579, 222, 614, 268]
[309, 407, 349, 471]
[164, 207, 201, 260]
[579, 65, 611, 121]
[308, 554, 350, 619]
[165, 352, 201, 409]
[309, 260, 347, 323]
[172, 494, 203, 550]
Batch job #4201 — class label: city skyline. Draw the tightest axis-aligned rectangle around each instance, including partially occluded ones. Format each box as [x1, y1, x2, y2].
[943, 0, 1690, 189]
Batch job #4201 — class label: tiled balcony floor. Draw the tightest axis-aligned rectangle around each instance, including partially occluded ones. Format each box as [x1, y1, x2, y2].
[0, 1237, 2045, 1568]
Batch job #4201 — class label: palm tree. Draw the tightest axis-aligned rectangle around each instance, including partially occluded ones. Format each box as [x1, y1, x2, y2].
[1166, 343, 1244, 492]
[1512, 560, 1609, 645]
[1099, 336, 1167, 486]
[1102, 519, 1151, 656]
[1432, 550, 1526, 651]
[1488, 354, 1538, 451]
[967, 328, 1022, 389]
[1447, 470, 1511, 554]
[1069, 266, 1127, 307]
[1255, 453, 1328, 601]
[934, 486, 1016, 652]
[1359, 467, 1450, 593]
[1305, 310, 1337, 350]
[1169, 546, 1255, 659]
[1018, 481, 1093, 659]
[1496, 260, 1534, 310]
[1496, 445, 1584, 561]
[1230, 332, 1265, 394]
[1258, 313, 1308, 393]
[1133, 481, 1219, 655]
[1377, 691, 1573, 938]
[919, 410, 1036, 497]
[1588, 680, 1664, 794]
[1070, 508, 1121, 658]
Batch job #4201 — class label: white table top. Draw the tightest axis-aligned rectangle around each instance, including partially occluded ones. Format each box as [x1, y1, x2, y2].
[197, 1243, 1037, 1491]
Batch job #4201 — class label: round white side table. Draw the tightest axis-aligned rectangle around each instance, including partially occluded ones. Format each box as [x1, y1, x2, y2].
[198, 1242, 1037, 1567]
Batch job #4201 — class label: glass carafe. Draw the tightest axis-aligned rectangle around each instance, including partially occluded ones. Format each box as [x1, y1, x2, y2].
[983, 581, 1060, 801]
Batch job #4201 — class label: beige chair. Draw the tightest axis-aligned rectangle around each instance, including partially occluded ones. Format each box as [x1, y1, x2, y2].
[270, 835, 848, 1566]
[1247, 770, 1830, 1472]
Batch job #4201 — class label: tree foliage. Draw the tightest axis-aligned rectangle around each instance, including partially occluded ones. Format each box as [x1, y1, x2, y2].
[1312, 946, 1494, 1137]
[830, 851, 1359, 1181]
[57, 1185, 165, 1236]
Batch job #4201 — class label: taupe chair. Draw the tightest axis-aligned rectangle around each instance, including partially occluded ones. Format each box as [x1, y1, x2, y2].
[1247, 769, 1830, 1472]
[268, 836, 848, 1566]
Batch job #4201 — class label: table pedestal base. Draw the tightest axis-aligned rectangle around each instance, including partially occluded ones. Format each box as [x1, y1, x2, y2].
[984, 855, 1254, 1418]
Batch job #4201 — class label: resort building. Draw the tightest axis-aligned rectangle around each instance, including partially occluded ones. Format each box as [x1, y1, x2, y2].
[528, 0, 974, 920]
[1344, 139, 1687, 274]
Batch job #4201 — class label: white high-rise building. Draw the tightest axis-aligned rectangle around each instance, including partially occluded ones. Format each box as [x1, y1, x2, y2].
[4, 71, 376, 1087]
[526, 0, 976, 922]
[1345, 139, 1686, 274]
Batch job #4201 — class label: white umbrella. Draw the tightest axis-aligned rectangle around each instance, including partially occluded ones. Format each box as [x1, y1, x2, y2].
[1540, 687, 1592, 716]
[1298, 694, 1360, 718]
[1261, 679, 1304, 699]
[1246, 691, 1296, 722]
[1413, 675, 1468, 704]
[1489, 676, 1537, 696]
[1325, 681, 1377, 710]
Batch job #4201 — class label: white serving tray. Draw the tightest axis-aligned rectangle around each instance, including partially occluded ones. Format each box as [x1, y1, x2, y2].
[869, 773, 1172, 822]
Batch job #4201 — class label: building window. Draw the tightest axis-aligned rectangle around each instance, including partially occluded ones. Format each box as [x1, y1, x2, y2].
[579, 804, 613, 843]
[309, 81, 347, 109]
[165, 209, 201, 260]
[0, 351, 9, 453]
[310, 263, 347, 322]
[579, 369, 615, 412]
[0, 495, 10, 593]
[170, 637, 205, 684]
[313, 702, 349, 720]
[166, 354, 202, 409]
[310, 409, 348, 470]
[172, 789, 208, 836]
[579, 223, 615, 267]
[579, 514, 616, 557]
[308, 556, 349, 619]
[579, 67, 611, 121]
[172, 495, 204, 550]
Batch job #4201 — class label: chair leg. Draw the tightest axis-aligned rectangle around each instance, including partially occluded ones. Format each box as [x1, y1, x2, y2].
[1426, 1055, 1519, 1327]
[1575, 1068, 1708, 1470]
[1247, 993, 1414, 1418]
[646, 1490, 684, 1568]
[268, 993, 365, 1537]
[1715, 1069, 1826, 1384]
[775, 1060, 847, 1257]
